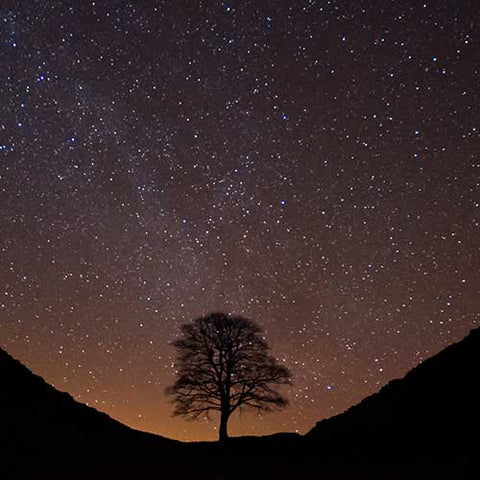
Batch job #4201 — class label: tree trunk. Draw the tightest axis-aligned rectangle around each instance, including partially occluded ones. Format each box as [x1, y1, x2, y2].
[218, 407, 229, 442]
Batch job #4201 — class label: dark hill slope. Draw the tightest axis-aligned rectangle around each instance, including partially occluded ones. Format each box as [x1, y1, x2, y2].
[306, 327, 480, 479]
[0, 347, 178, 479]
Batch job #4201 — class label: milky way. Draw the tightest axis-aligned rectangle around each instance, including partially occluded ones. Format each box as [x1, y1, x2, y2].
[1, 1, 479, 441]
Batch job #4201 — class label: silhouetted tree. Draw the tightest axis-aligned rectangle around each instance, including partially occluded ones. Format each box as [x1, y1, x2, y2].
[166, 312, 292, 442]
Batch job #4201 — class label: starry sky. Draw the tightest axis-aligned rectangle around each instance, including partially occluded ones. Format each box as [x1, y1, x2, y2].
[1, 0, 479, 441]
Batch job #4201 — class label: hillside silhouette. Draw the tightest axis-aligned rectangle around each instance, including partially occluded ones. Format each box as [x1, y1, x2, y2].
[0, 347, 180, 479]
[2, 327, 479, 479]
[305, 327, 480, 478]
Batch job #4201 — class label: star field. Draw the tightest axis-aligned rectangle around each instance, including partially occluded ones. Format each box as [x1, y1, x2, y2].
[1, 1, 479, 441]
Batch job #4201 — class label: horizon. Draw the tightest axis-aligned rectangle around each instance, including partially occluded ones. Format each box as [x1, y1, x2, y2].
[2, 325, 477, 442]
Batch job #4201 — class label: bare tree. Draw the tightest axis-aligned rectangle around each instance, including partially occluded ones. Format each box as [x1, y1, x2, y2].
[166, 312, 292, 442]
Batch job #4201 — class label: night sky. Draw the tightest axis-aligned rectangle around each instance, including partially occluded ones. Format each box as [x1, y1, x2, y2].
[1, 1, 479, 441]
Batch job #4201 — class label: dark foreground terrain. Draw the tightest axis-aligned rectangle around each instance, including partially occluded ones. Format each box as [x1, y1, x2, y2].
[2, 327, 479, 479]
